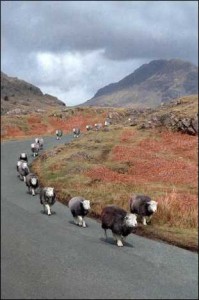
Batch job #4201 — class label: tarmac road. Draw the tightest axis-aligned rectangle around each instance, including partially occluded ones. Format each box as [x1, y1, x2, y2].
[1, 135, 198, 299]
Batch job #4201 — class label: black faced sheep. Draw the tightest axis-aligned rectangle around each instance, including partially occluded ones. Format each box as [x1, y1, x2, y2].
[129, 194, 158, 225]
[35, 137, 44, 150]
[55, 129, 63, 140]
[68, 196, 91, 227]
[31, 142, 40, 157]
[101, 205, 137, 247]
[25, 173, 39, 196]
[73, 128, 80, 138]
[40, 187, 56, 215]
[17, 161, 30, 182]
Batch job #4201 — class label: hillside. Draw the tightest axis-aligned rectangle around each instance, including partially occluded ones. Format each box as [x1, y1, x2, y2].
[1, 71, 66, 115]
[81, 59, 198, 108]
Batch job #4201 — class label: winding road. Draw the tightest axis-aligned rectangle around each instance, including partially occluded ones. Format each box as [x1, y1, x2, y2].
[1, 136, 198, 299]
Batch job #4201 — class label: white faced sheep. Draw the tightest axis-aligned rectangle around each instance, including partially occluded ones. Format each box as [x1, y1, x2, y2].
[31, 142, 40, 157]
[17, 161, 30, 182]
[101, 205, 137, 247]
[16, 153, 28, 173]
[68, 196, 91, 227]
[73, 128, 80, 138]
[35, 137, 44, 150]
[25, 173, 39, 196]
[94, 123, 103, 130]
[86, 125, 93, 131]
[40, 187, 56, 216]
[129, 194, 158, 225]
[55, 129, 63, 140]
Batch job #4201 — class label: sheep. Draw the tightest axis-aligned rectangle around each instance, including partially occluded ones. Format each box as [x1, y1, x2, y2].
[73, 128, 80, 138]
[55, 129, 63, 140]
[101, 205, 137, 247]
[35, 137, 44, 150]
[25, 173, 39, 196]
[17, 161, 30, 182]
[40, 187, 56, 215]
[86, 125, 93, 131]
[16, 153, 28, 173]
[129, 194, 158, 225]
[31, 142, 40, 157]
[94, 123, 103, 130]
[68, 196, 91, 227]
[104, 118, 111, 126]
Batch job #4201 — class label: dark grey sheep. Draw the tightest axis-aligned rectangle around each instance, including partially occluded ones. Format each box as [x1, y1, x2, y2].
[73, 128, 80, 138]
[17, 161, 30, 182]
[129, 194, 158, 225]
[25, 173, 39, 196]
[101, 205, 137, 247]
[68, 196, 91, 227]
[40, 187, 56, 215]
[55, 129, 63, 140]
[31, 142, 40, 157]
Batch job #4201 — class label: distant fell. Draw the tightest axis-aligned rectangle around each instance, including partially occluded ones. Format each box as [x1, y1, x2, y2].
[81, 59, 198, 108]
[1, 71, 66, 114]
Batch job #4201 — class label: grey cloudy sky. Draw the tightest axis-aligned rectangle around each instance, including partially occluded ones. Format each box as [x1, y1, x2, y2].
[1, 1, 198, 106]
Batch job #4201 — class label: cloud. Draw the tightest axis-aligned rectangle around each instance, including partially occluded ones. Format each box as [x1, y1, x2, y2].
[1, 1, 198, 106]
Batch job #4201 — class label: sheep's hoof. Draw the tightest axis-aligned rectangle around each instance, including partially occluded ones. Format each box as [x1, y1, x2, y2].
[82, 224, 87, 228]
[117, 240, 123, 247]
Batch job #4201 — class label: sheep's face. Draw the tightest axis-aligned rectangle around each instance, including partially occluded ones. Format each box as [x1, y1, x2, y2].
[148, 200, 158, 213]
[35, 138, 39, 143]
[82, 200, 91, 210]
[46, 188, 54, 197]
[21, 153, 27, 159]
[31, 177, 37, 185]
[124, 213, 137, 227]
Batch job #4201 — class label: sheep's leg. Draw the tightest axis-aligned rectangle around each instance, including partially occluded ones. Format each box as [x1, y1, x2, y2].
[23, 176, 26, 182]
[45, 204, 51, 215]
[142, 216, 147, 225]
[82, 218, 86, 228]
[77, 216, 83, 226]
[43, 204, 46, 214]
[104, 229, 107, 239]
[147, 215, 153, 224]
[115, 235, 123, 247]
[121, 236, 126, 243]
[73, 217, 79, 225]
[31, 188, 35, 196]
[112, 233, 117, 241]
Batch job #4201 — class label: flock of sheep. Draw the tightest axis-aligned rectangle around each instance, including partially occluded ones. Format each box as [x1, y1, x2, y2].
[16, 127, 158, 247]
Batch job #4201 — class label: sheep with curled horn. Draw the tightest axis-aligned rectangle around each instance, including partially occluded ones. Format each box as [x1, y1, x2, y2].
[68, 196, 91, 227]
[40, 187, 56, 216]
[25, 173, 39, 196]
[31, 142, 40, 157]
[73, 128, 80, 138]
[129, 194, 158, 225]
[101, 205, 137, 247]
[55, 129, 63, 140]
[17, 161, 30, 182]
